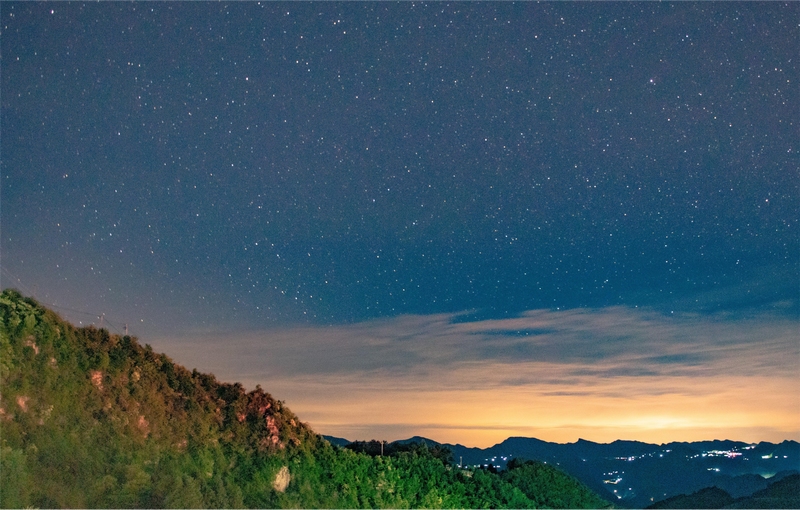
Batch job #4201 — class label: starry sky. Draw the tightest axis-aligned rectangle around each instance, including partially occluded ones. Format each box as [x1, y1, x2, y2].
[2, 2, 798, 446]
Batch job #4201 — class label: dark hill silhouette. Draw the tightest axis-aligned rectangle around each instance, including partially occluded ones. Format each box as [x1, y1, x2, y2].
[726, 473, 800, 509]
[321, 434, 351, 447]
[647, 486, 735, 509]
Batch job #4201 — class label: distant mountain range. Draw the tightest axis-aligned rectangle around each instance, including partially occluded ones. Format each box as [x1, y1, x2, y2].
[325, 435, 800, 508]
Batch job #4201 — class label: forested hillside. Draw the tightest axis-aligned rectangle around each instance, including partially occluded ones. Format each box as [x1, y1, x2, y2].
[0, 289, 608, 508]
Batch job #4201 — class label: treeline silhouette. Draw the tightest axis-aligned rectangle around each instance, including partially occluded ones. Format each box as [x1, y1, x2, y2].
[345, 440, 454, 464]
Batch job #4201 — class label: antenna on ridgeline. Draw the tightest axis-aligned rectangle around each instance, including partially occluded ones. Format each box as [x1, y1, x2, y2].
[99, 313, 104, 328]
[124, 323, 128, 336]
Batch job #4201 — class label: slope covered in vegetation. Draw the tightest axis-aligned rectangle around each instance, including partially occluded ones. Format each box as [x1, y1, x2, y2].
[0, 289, 609, 508]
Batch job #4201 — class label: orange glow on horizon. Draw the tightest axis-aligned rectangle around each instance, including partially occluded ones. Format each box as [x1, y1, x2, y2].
[154, 308, 800, 448]
[262, 370, 799, 447]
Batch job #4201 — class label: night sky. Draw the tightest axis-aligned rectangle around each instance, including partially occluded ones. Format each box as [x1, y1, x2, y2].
[2, 2, 798, 445]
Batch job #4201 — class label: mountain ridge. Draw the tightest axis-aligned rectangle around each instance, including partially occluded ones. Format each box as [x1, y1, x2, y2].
[345, 434, 799, 452]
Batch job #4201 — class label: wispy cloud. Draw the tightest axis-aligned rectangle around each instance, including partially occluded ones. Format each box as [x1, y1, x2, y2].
[153, 307, 799, 446]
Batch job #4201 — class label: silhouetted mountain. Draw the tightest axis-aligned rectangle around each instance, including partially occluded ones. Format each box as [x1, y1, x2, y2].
[321, 434, 351, 447]
[647, 486, 735, 509]
[713, 473, 772, 499]
[395, 435, 442, 446]
[727, 473, 800, 509]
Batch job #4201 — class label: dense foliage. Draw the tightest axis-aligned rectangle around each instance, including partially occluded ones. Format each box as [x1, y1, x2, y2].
[0, 289, 609, 508]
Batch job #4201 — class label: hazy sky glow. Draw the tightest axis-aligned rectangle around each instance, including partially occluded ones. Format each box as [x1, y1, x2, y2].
[2, 2, 798, 445]
[154, 306, 799, 446]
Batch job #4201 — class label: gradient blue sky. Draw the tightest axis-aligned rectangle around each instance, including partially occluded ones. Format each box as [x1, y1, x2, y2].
[2, 2, 797, 445]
